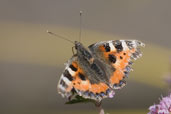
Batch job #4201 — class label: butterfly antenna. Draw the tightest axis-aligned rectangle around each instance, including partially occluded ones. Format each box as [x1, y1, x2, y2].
[79, 11, 83, 42]
[47, 30, 74, 44]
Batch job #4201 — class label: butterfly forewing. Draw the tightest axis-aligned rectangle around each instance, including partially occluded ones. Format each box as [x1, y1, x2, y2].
[88, 40, 145, 89]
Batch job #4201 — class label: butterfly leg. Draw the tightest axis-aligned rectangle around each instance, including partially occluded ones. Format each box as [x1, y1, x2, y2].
[72, 46, 75, 55]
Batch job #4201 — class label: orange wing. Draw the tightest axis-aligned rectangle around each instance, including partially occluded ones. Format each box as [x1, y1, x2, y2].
[89, 40, 145, 89]
[58, 56, 114, 101]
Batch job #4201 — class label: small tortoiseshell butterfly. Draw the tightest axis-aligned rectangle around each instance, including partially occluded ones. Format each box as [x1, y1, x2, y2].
[57, 40, 145, 102]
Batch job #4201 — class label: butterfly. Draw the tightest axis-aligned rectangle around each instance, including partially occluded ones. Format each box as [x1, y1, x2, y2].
[57, 40, 145, 102]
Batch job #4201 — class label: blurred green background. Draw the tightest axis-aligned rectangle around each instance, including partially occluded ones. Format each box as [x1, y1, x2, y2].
[0, 0, 171, 114]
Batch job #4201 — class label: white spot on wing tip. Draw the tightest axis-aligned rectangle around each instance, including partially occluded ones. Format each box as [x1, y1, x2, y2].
[141, 42, 145, 47]
[58, 85, 66, 92]
[62, 76, 71, 85]
[135, 40, 145, 47]
[57, 74, 71, 93]
[68, 68, 75, 76]
[121, 40, 129, 50]
[108, 41, 115, 51]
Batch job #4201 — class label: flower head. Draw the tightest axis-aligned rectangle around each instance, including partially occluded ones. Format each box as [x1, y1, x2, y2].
[108, 90, 115, 98]
[148, 94, 171, 114]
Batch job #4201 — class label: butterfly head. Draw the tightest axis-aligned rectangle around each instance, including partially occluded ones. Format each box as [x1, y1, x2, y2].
[74, 41, 92, 60]
[74, 41, 83, 50]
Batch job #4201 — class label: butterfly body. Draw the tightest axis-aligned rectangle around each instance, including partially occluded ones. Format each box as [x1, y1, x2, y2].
[58, 40, 144, 101]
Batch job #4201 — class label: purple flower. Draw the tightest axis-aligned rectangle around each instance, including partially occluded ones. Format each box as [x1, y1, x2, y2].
[108, 90, 115, 98]
[148, 94, 171, 114]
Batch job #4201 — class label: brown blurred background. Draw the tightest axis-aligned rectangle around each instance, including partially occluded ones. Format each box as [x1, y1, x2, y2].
[0, 0, 171, 114]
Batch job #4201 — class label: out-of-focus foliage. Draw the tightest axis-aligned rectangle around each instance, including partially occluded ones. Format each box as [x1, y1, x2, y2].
[65, 95, 96, 105]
